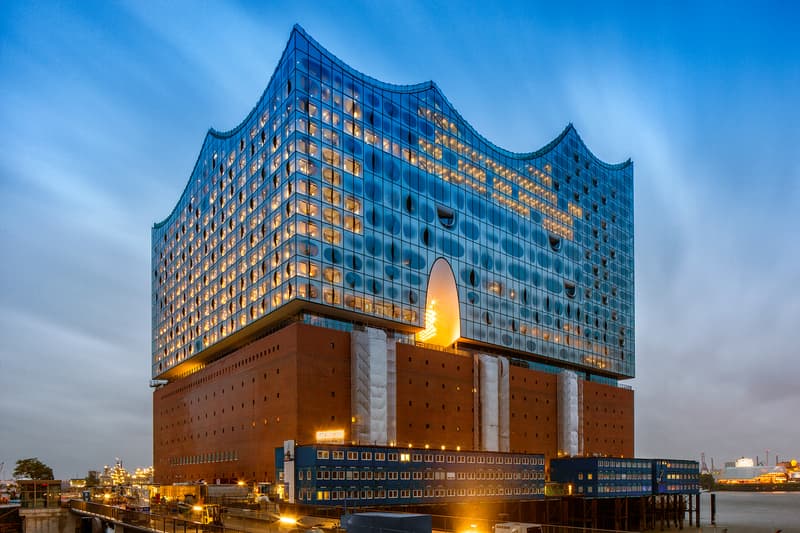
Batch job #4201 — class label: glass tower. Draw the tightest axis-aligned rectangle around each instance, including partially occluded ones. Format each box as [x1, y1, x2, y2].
[152, 25, 634, 382]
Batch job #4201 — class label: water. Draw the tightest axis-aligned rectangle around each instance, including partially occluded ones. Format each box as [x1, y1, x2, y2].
[681, 491, 800, 533]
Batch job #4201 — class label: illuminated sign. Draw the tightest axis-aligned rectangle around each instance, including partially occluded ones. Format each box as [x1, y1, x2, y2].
[315, 429, 345, 443]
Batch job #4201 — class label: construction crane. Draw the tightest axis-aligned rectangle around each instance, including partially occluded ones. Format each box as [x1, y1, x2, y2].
[700, 453, 709, 474]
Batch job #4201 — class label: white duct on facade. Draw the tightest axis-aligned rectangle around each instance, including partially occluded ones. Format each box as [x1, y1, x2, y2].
[557, 370, 583, 456]
[386, 333, 397, 444]
[473, 355, 481, 451]
[350, 327, 389, 445]
[497, 356, 510, 452]
[283, 440, 295, 503]
[479, 354, 499, 451]
[474, 353, 510, 452]
[578, 376, 584, 456]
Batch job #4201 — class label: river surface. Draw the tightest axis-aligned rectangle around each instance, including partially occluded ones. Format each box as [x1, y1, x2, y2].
[675, 491, 800, 533]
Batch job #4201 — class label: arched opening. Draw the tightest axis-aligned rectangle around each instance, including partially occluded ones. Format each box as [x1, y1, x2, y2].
[417, 258, 461, 347]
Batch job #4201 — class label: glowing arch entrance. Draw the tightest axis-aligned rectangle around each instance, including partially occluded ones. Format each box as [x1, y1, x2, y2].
[416, 258, 461, 347]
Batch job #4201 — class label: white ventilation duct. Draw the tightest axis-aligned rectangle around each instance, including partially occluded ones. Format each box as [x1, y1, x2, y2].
[386, 333, 397, 444]
[350, 327, 391, 445]
[498, 356, 510, 452]
[476, 354, 510, 452]
[557, 370, 583, 456]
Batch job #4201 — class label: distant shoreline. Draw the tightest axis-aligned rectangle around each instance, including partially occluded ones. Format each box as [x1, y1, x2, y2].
[713, 483, 800, 492]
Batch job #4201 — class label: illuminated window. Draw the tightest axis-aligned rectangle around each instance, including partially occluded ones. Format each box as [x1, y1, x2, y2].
[297, 179, 318, 197]
[323, 268, 341, 283]
[344, 196, 361, 214]
[322, 167, 341, 185]
[321, 111, 340, 127]
[344, 157, 362, 176]
[297, 137, 317, 156]
[322, 227, 341, 244]
[344, 215, 361, 233]
[323, 207, 342, 225]
[297, 220, 319, 237]
[344, 98, 361, 118]
[297, 200, 318, 217]
[487, 281, 503, 295]
[322, 148, 341, 166]
[323, 187, 341, 205]
[297, 261, 319, 278]
[344, 120, 361, 138]
[297, 158, 316, 176]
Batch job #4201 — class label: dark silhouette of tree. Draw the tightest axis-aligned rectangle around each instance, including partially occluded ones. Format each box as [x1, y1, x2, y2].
[13, 458, 54, 480]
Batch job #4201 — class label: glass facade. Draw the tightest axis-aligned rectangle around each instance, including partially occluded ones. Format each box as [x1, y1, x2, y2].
[152, 25, 634, 380]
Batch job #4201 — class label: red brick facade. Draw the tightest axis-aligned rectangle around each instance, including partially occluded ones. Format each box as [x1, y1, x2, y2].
[153, 323, 634, 484]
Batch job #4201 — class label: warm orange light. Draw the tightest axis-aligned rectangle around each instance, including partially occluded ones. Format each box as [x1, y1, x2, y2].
[279, 516, 297, 525]
[316, 429, 345, 443]
[417, 259, 460, 346]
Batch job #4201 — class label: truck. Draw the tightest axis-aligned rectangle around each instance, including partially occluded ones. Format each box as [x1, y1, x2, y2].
[493, 522, 543, 533]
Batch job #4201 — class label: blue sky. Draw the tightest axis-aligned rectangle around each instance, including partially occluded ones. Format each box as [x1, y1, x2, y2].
[1, 1, 798, 479]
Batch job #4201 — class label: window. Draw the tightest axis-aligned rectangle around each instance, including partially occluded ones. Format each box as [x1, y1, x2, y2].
[344, 157, 362, 176]
[298, 200, 318, 217]
[344, 196, 361, 213]
[297, 220, 318, 237]
[322, 227, 341, 244]
[322, 148, 341, 166]
[323, 187, 341, 205]
[323, 207, 342, 225]
[323, 268, 341, 283]
[322, 167, 341, 185]
[344, 215, 362, 233]
[297, 179, 318, 197]
[322, 127, 339, 146]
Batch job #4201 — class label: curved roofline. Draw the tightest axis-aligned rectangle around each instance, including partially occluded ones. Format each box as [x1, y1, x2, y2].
[154, 27, 299, 230]
[154, 24, 631, 230]
[291, 24, 630, 169]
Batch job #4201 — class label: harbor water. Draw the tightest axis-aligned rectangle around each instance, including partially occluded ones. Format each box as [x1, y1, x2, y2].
[669, 491, 800, 532]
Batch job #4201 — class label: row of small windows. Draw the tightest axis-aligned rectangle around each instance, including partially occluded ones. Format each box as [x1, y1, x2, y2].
[301, 469, 544, 481]
[298, 485, 544, 502]
[314, 449, 544, 466]
[170, 450, 238, 466]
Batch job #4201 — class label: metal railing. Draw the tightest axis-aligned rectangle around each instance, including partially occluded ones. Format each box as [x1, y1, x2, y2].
[69, 500, 247, 533]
